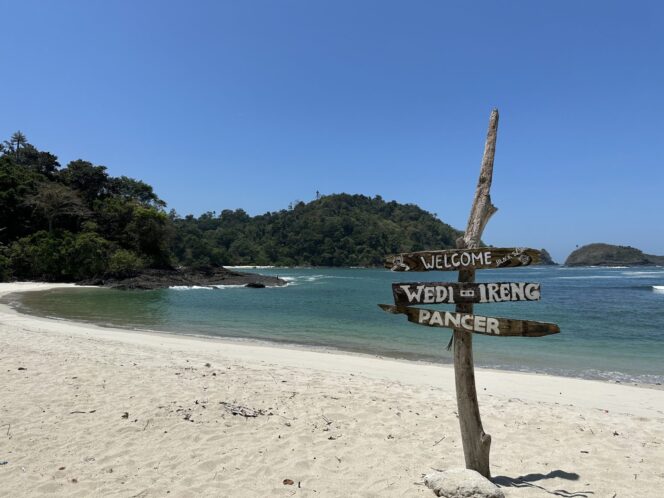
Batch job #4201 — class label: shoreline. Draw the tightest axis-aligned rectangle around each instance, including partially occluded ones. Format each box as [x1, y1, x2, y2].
[1, 282, 664, 496]
[4, 281, 663, 390]
[1, 282, 663, 416]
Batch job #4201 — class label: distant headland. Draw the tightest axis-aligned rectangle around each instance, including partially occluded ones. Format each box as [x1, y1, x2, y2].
[565, 243, 664, 267]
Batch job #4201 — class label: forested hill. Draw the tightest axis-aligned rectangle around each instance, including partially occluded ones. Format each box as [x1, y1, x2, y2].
[0, 132, 171, 282]
[565, 243, 664, 267]
[172, 195, 463, 267]
[0, 131, 462, 281]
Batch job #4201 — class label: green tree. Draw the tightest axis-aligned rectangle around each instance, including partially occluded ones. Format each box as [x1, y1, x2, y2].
[59, 160, 110, 205]
[3, 131, 28, 161]
[109, 176, 166, 208]
[126, 207, 173, 268]
[25, 183, 89, 233]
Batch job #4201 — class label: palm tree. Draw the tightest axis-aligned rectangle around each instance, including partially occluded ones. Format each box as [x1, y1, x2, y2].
[3, 131, 28, 160]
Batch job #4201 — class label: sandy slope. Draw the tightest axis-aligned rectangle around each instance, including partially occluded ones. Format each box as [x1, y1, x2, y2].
[0, 282, 663, 497]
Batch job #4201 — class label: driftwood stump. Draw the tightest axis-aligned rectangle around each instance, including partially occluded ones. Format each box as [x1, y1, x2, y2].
[453, 109, 499, 478]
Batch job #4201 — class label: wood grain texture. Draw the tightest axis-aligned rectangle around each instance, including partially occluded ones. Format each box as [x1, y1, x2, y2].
[453, 108, 500, 478]
[385, 247, 541, 272]
[378, 304, 559, 337]
[392, 282, 541, 305]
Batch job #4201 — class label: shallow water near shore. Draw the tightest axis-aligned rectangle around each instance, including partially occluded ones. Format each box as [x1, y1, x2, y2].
[7, 266, 664, 385]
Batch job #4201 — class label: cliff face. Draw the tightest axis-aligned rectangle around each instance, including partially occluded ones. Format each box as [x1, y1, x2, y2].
[564, 243, 664, 267]
[538, 249, 557, 265]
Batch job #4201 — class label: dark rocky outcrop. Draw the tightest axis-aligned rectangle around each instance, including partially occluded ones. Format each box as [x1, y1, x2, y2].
[564, 243, 664, 267]
[538, 249, 557, 265]
[78, 267, 285, 290]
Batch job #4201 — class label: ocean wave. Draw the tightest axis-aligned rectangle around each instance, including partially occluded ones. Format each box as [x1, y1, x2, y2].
[169, 285, 215, 290]
[170, 283, 290, 290]
[278, 274, 333, 284]
[579, 369, 664, 385]
[555, 275, 623, 280]
[482, 363, 664, 386]
[225, 265, 277, 269]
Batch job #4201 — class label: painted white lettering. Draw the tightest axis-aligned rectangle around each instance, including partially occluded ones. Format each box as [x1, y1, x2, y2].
[525, 283, 540, 300]
[461, 314, 474, 330]
[423, 287, 435, 303]
[401, 285, 423, 303]
[419, 309, 431, 324]
[451, 253, 460, 267]
[421, 256, 435, 270]
[478, 284, 487, 303]
[499, 284, 510, 301]
[435, 286, 448, 302]
[487, 283, 500, 303]
[461, 252, 471, 266]
[486, 318, 500, 334]
[510, 282, 525, 301]
[444, 312, 460, 328]
[430, 311, 443, 326]
[474, 315, 487, 332]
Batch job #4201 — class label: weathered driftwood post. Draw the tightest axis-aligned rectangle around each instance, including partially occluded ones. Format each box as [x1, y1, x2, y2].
[453, 108, 500, 478]
[379, 108, 559, 480]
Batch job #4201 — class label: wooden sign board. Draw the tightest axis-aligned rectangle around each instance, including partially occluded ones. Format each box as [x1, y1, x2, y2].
[385, 247, 541, 272]
[393, 282, 541, 305]
[379, 304, 559, 337]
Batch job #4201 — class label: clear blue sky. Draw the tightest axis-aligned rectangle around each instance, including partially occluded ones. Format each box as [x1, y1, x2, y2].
[2, 1, 663, 261]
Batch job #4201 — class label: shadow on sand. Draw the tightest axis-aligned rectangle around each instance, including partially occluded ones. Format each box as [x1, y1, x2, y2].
[493, 470, 593, 497]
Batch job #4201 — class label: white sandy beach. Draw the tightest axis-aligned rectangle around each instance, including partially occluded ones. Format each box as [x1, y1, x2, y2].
[1, 282, 663, 497]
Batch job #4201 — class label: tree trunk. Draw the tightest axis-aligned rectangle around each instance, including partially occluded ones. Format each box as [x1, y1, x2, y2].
[453, 109, 499, 478]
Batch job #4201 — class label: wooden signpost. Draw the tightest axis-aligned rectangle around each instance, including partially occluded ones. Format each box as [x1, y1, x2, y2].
[379, 109, 560, 479]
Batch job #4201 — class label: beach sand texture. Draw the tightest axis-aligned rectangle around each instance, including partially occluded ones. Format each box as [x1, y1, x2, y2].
[1, 283, 663, 497]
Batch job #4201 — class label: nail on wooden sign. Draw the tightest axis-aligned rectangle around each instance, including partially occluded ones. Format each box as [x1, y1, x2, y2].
[385, 247, 541, 272]
[393, 282, 541, 305]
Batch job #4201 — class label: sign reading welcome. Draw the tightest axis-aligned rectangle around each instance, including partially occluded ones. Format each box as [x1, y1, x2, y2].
[385, 247, 541, 272]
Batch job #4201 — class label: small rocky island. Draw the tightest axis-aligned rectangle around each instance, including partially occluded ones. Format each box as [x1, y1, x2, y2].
[565, 243, 664, 267]
[79, 266, 286, 290]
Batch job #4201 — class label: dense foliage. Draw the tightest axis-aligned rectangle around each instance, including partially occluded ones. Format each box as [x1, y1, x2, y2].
[171, 195, 462, 267]
[0, 132, 462, 281]
[0, 132, 170, 281]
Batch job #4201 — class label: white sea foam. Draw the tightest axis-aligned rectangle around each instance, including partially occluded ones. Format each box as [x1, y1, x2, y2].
[556, 275, 623, 280]
[169, 285, 215, 290]
[225, 265, 277, 269]
[653, 286, 664, 293]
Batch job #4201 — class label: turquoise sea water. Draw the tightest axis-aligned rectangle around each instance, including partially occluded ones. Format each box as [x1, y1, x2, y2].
[7, 266, 664, 385]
